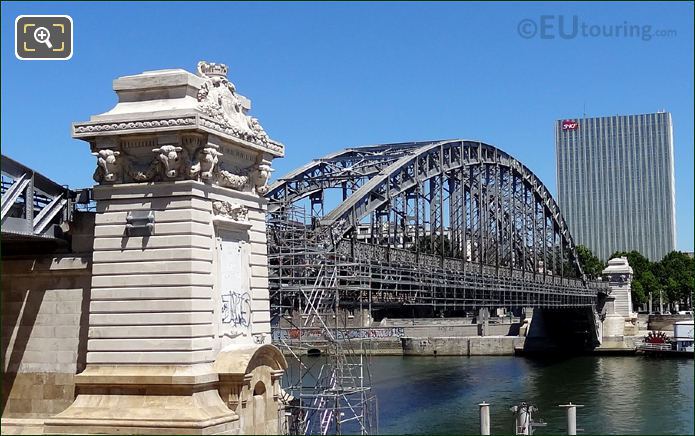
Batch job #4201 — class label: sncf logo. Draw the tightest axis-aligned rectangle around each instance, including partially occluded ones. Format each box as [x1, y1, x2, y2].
[561, 120, 579, 130]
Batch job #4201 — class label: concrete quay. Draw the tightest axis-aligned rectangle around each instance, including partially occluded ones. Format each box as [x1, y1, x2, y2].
[276, 309, 690, 357]
[278, 335, 526, 357]
[401, 335, 526, 356]
[275, 315, 525, 356]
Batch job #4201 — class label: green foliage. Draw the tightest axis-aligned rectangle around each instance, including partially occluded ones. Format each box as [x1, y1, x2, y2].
[413, 235, 453, 256]
[640, 270, 661, 302]
[657, 251, 694, 304]
[576, 245, 605, 279]
[631, 280, 646, 305]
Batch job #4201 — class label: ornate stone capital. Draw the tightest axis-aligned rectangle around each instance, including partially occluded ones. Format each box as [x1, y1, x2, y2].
[79, 62, 281, 194]
[88, 137, 274, 196]
[213, 201, 249, 222]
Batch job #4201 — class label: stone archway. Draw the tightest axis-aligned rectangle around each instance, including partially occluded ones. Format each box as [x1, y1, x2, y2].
[214, 344, 288, 434]
[252, 381, 268, 432]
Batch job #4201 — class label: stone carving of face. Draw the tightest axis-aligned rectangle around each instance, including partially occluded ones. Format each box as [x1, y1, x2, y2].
[92, 149, 121, 182]
[153, 145, 183, 178]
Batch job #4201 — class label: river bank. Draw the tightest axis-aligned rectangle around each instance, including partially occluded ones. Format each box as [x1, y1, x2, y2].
[279, 334, 655, 357]
[276, 313, 693, 357]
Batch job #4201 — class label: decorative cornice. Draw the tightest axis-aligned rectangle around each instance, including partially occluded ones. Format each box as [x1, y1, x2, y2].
[73, 115, 284, 157]
[74, 117, 196, 134]
[73, 61, 285, 157]
[198, 116, 284, 154]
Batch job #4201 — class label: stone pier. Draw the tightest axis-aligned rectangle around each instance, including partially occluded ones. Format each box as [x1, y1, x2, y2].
[45, 62, 287, 434]
[597, 256, 639, 351]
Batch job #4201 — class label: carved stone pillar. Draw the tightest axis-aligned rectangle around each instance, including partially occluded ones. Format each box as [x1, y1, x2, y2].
[45, 62, 286, 434]
[601, 256, 637, 337]
[602, 257, 634, 318]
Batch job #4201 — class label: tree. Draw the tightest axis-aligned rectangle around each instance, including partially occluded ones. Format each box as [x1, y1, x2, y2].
[640, 270, 661, 306]
[576, 245, 605, 279]
[631, 280, 646, 306]
[655, 251, 694, 306]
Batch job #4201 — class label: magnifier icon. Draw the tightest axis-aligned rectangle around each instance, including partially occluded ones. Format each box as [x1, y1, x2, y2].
[33, 26, 53, 49]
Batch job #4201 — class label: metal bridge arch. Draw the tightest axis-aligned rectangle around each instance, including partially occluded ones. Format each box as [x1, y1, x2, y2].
[267, 141, 430, 214]
[268, 139, 584, 280]
[268, 143, 607, 436]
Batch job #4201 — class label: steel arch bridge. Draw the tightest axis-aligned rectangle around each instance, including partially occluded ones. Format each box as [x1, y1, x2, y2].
[266, 140, 608, 310]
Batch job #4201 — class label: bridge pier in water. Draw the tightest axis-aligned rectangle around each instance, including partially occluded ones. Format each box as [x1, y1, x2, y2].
[523, 307, 602, 353]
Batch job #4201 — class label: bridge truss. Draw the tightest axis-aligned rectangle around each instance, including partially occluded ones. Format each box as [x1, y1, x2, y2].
[267, 140, 608, 312]
[1, 154, 89, 250]
[266, 140, 608, 435]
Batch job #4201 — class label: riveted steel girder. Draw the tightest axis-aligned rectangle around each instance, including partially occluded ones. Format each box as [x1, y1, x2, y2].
[268, 140, 584, 278]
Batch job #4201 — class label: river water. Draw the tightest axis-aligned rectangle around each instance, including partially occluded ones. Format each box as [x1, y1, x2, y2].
[367, 355, 693, 435]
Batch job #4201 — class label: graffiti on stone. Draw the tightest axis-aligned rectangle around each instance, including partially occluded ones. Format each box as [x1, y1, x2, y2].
[221, 290, 251, 327]
[273, 327, 405, 342]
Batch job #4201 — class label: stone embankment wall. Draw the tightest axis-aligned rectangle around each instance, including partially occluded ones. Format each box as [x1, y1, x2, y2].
[1, 212, 94, 422]
[401, 336, 526, 356]
[274, 316, 523, 356]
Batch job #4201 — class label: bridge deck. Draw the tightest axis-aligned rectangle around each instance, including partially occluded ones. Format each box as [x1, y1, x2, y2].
[268, 217, 608, 311]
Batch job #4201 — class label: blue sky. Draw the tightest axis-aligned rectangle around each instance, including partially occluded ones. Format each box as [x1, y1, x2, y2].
[2, 2, 693, 251]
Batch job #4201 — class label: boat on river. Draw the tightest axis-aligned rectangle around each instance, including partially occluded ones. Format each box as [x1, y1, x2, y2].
[636, 320, 694, 357]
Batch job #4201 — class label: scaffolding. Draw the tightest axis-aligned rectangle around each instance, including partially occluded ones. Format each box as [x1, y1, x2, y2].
[269, 206, 378, 435]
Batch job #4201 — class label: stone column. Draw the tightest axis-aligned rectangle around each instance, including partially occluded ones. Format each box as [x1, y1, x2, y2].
[46, 62, 287, 434]
[477, 307, 490, 336]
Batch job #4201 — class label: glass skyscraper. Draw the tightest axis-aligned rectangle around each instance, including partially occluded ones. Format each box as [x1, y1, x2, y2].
[555, 112, 676, 261]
